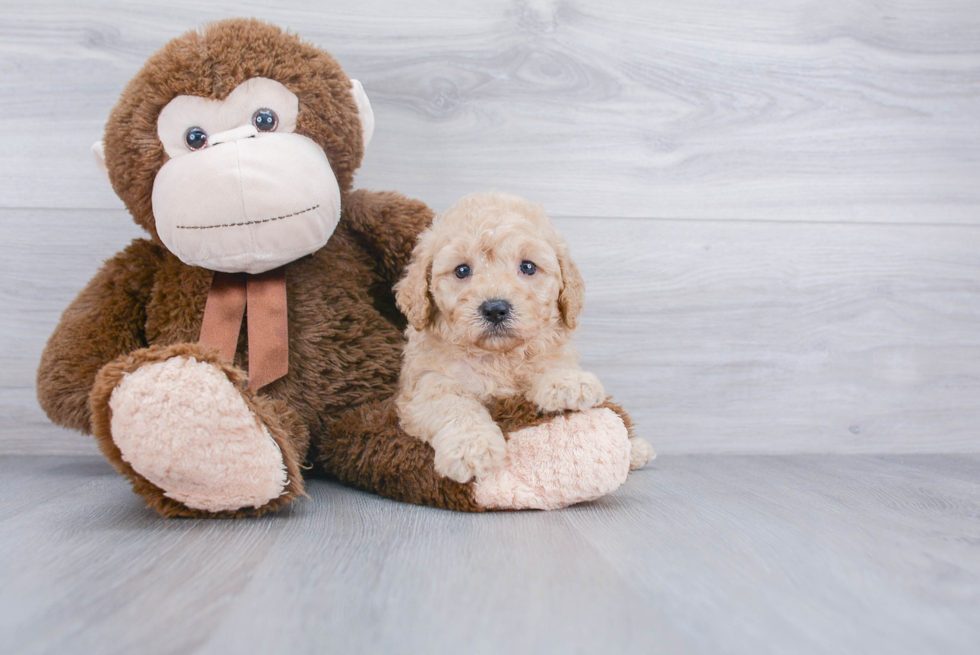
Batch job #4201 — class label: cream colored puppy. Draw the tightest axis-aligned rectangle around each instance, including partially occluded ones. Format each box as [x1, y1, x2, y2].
[394, 192, 654, 483]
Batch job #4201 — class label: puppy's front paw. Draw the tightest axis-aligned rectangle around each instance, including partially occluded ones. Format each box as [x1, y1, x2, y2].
[629, 437, 656, 470]
[531, 371, 605, 413]
[433, 424, 507, 483]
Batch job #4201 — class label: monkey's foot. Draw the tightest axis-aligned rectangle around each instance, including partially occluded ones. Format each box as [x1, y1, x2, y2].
[91, 344, 306, 517]
[473, 407, 632, 510]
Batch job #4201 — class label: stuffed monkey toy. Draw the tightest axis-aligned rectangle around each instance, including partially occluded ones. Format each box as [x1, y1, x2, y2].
[36, 18, 637, 517]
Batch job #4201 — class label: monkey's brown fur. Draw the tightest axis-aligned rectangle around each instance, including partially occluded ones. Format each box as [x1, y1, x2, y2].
[36, 19, 634, 517]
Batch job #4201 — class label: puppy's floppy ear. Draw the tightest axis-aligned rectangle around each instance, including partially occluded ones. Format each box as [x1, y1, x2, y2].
[395, 235, 436, 330]
[556, 240, 585, 329]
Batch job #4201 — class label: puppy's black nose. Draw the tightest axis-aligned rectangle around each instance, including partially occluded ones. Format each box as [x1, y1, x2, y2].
[480, 299, 512, 325]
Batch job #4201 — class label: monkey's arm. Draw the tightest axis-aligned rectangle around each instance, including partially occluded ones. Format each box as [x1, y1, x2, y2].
[341, 189, 434, 284]
[37, 238, 164, 433]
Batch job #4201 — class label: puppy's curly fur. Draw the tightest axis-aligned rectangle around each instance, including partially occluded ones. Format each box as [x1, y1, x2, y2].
[394, 192, 653, 482]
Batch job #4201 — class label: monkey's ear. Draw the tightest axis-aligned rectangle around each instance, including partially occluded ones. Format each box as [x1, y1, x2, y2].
[350, 79, 374, 151]
[395, 235, 436, 331]
[557, 240, 585, 329]
[91, 140, 110, 183]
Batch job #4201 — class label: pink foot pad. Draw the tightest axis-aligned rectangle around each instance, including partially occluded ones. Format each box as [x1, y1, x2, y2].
[108, 356, 288, 512]
[473, 407, 631, 510]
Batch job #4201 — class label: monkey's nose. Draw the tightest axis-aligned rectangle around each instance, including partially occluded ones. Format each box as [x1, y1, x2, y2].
[209, 124, 259, 146]
[480, 299, 512, 325]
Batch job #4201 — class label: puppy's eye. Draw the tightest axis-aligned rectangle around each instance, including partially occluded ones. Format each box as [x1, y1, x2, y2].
[454, 264, 471, 279]
[520, 261, 537, 276]
[184, 127, 208, 150]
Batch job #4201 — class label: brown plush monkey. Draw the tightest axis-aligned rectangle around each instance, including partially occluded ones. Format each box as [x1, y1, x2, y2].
[36, 18, 637, 517]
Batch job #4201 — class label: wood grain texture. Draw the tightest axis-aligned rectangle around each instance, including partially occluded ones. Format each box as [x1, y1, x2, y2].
[2, 2, 979, 454]
[563, 454, 980, 655]
[563, 217, 980, 454]
[0, 0, 978, 221]
[4, 208, 978, 455]
[0, 454, 977, 654]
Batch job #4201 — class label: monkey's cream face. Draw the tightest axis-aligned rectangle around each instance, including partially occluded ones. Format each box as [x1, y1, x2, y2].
[429, 220, 563, 352]
[150, 77, 371, 274]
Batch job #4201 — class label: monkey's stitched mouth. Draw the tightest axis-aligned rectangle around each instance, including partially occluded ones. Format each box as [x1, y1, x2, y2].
[175, 204, 319, 230]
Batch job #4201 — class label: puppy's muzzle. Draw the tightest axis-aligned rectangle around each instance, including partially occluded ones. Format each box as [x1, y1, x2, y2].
[480, 299, 512, 326]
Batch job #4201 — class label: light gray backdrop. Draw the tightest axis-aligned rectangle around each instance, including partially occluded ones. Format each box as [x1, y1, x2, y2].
[2, 0, 978, 455]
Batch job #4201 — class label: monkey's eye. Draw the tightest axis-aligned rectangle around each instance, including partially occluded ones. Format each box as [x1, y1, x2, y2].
[252, 108, 278, 132]
[454, 264, 472, 279]
[183, 127, 208, 150]
[520, 261, 537, 275]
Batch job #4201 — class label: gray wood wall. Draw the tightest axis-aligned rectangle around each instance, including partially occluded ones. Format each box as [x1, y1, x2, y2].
[2, 0, 978, 455]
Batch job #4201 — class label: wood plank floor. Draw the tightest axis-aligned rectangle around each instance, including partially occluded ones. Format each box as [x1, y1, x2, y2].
[1, 455, 977, 654]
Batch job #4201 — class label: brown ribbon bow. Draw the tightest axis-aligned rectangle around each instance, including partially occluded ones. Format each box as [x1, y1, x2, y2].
[198, 267, 289, 390]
